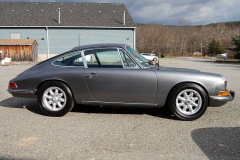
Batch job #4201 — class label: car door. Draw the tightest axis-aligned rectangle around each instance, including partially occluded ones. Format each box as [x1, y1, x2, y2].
[52, 51, 94, 103]
[83, 48, 157, 104]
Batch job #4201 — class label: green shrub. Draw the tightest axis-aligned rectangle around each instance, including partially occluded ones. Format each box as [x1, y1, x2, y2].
[161, 54, 165, 58]
[235, 51, 240, 59]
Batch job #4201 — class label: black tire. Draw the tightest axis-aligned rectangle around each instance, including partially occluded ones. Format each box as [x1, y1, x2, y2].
[153, 58, 157, 61]
[37, 81, 74, 117]
[168, 83, 208, 121]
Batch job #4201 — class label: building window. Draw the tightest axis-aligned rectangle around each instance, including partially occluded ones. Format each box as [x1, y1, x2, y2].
[11, 33, 21, 39]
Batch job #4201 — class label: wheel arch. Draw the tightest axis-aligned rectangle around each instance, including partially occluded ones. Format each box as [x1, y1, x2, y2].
[36, 79, 76, 103]
[164, 81, 210, 107]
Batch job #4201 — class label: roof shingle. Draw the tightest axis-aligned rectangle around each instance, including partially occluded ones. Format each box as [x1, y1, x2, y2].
[0, 2, 135, 27]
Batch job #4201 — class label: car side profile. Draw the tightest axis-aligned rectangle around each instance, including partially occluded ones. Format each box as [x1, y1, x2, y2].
[8, 44, 235, 120]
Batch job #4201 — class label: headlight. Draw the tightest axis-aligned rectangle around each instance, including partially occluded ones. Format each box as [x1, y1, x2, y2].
[221, 75, 227, 88]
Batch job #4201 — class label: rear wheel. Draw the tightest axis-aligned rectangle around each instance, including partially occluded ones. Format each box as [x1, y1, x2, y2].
[168, 83, 208, 121]
[37, 81, 74, 117]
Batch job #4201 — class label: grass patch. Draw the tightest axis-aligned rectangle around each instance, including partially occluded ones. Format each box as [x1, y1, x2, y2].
[162, 56, 176, 58]
[215, 58, 239, 62]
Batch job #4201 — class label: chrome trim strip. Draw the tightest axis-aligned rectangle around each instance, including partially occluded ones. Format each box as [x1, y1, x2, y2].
[8, 89, 34, 93]
[81, 100, 157, 106]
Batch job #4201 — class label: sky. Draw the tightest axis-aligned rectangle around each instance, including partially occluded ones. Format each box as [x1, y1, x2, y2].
[1, 0, 240, 25]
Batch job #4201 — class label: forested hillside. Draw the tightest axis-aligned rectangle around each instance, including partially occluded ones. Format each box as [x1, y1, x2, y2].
[136, 19, 240, 57]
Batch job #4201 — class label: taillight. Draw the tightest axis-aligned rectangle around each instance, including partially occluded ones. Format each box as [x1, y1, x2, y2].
[9, 82, 17, 88]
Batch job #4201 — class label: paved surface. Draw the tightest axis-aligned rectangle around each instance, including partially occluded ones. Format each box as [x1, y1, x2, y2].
[0, 57, 239, 160]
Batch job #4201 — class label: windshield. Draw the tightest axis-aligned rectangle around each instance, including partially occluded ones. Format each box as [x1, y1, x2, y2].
[126, 46, 152, 67]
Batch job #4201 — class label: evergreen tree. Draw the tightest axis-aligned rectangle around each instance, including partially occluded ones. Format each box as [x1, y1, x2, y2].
[207, 38, 224, 56]
[208, 39, 216, 56]
[216, 41, 224, 54]
[229, 32, 240, 59]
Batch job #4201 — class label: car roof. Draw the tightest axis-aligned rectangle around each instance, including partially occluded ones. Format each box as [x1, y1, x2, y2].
[71, 43, 128, 52]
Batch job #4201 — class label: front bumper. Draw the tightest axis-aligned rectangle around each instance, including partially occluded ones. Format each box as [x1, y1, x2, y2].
[8, 88, 36, 98]
[209, 90, 235, 107]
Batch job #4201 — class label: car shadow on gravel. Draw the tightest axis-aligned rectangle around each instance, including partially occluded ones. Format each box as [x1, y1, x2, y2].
[0, 97, 175, 120]
[191, 127, 240, 160]
[0, 97, 44, 116]
[72, 104, 176, 120]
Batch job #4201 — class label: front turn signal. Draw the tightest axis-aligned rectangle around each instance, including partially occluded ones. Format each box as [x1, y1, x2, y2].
[218, 91, 230, 96]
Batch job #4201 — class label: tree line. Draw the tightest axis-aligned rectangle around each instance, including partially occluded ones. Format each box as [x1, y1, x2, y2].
[136, 18, 240, 58]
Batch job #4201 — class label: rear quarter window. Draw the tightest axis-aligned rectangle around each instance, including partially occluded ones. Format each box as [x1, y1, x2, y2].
[53, 52, 84, 66]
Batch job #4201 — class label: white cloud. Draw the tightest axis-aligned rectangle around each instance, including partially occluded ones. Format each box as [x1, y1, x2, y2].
[125, 0, 240, 25]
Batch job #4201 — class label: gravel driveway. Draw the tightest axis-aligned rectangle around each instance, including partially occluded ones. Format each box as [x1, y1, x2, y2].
[0, 57, 239, 160]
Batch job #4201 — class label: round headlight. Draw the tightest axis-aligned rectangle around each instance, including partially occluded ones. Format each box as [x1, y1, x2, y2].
[221, 75, 227, 88]
[221, 75, 227, 82]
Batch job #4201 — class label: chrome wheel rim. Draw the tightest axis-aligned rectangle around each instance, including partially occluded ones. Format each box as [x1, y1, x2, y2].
[42, 87, 67, 111]
[176, 89, 202, 115]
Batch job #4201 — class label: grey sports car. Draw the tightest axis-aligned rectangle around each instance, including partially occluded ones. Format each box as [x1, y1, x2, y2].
[8, 43, 235, 120]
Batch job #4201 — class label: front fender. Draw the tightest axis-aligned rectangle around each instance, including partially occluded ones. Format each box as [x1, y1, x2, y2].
[155, 70, 224, 107]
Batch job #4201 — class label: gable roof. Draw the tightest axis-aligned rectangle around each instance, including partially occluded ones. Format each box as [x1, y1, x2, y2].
[0, 2, 135, 28]
[0, 39, 37, 45]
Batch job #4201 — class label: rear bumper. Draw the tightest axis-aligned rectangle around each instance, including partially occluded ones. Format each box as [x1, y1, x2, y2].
[209, 90, 235, 107]
[8, 88, 36, 98]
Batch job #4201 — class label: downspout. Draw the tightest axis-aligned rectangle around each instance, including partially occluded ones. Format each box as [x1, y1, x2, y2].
[46, 27, 49, 59]
[133, 28, 136, 50]
[123, 10, 126, 25]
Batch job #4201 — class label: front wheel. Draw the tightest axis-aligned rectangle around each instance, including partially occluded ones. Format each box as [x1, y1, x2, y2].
[37, 81, 74, 117]
[168, 83, 208, 121]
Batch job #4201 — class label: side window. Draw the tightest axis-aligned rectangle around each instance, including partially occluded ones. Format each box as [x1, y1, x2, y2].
[53, 51, 84, 66]
[119, 49, 136, 68]
[84, 54, 98, 66]
[84, 48, 123, 68]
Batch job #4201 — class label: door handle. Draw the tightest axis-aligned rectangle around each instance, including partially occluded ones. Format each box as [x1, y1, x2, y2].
[85, 73, 97, 78]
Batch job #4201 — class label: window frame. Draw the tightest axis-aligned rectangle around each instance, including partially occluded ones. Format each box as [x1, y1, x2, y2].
[125, 46, 150, 68]
[118, 48, 139, 69]
[52, 46, 142, 69]
[82, 47, 140, 69]
[52, 51, 86, 68]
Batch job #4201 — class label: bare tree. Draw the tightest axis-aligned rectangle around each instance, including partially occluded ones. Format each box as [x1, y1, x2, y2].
[136, 21, 240, 57]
